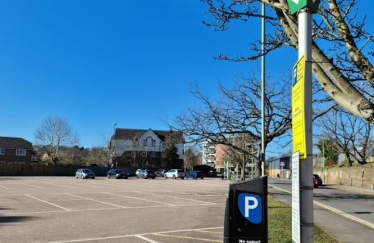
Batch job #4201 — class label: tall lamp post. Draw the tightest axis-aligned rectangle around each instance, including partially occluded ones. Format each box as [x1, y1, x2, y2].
[111, 123, 117, 168]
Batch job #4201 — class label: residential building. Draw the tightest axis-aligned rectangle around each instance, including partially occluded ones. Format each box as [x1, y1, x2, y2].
[201, 141, 215, 168]
[0, 137, 35, 164]
[110, 128, 184, 168]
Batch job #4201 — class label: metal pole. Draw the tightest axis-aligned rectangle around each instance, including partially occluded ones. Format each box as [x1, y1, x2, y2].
[298, 9, 314, 243]
[261, 1, 266, 177]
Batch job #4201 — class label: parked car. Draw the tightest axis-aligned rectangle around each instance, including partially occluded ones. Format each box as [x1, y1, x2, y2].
[186, 171, 205, 179]
[75, 169, 95, 179]
[313, 175, 319, 188]
[313, 174, 323, 186]
[135, 169, 142, 177]
[155, 169, 165, 177]
[164, 169, 185, 179]
[137, 170, 156, 179]
[107, 169, 129, 179]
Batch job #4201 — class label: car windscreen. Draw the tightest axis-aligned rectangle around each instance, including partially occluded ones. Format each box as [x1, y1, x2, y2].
[83, 170, 92, 173]
[114, 170, 123, 173]
[177, 170, 184, 173]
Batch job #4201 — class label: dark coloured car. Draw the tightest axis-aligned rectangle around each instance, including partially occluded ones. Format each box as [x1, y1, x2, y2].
[107, 169, 129, 179]
[155, 169, 165, 177]
[313, 174, 323, 186]
[75, 169, 95, 179]
[186, 171, 205, 179]
[137, 170, 156, 179]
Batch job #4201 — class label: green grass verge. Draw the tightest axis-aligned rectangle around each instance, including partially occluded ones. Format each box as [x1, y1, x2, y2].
[268, 194, 339, 243]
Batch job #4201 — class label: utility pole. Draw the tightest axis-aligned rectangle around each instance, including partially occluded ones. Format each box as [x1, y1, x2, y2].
[288, 1, 320, 242]
[299, 8, 314, 243]
[261, 1, 266, 177]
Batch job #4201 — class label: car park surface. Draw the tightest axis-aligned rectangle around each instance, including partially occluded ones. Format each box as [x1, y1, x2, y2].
[0, 176, 226, 243]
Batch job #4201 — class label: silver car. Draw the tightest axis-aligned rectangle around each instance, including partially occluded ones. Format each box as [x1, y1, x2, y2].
[75, 169, 95, 179]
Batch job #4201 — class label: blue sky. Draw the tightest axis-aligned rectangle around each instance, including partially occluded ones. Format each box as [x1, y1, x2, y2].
[1, 1, 372, 150]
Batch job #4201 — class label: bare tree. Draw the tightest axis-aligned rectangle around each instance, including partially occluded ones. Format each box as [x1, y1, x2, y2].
[34, 116, 79, 164]
[201, 0, 374, 122]
[318, 108, 372, 165]
[170, 73, 292, 177]
[184, 146, 200, 171]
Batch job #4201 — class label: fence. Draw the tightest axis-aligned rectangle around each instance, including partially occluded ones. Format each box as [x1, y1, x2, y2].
[0, 163, 138, 176]
[314, 166, 374, 189]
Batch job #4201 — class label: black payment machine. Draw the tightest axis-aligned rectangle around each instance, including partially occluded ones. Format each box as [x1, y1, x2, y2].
[223, 176, 268, 243]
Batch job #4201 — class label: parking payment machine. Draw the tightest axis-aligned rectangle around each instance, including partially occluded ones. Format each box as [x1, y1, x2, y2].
[224, 176, 268, 243]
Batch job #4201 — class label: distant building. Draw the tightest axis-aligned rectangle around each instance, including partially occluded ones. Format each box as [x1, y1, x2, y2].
[201, 141, 215, 168]
[110, 128, 184, 168]
[0, 137, 36, 164]
[268, 157, 291, 178]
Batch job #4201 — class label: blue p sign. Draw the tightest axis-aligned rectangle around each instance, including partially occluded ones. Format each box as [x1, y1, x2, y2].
[238, 193, 262, 224]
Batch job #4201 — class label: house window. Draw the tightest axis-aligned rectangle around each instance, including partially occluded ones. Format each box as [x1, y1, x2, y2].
[0, 148, 4, 155]
[152, 140, 156, 147]
[142, 152, 147, 157]
[161, 141, 165, 148]
[16, 149, 26, 156]
[151, 152, 155, 157]
[143, 140, 147, 147]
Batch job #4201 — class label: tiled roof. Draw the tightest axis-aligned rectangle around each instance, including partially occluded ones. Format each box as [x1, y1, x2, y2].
[0, 137, 33, 149]
[113, 128, 184, 143]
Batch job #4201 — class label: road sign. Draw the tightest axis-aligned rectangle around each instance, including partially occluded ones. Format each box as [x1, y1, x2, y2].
[287, 0, 321, 14]
[292, 151, 300, 243]
[280, 161, 285, 166]
[292, 53, 307, 159]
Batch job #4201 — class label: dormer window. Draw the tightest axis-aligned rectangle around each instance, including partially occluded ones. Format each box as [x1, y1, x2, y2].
[143, 140, 147, 146]
[152, 140, 156, 147]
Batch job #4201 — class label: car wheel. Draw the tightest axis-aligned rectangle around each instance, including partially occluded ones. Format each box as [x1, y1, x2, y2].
[201, 177, 204, 179]
[75, 176, 78, 179]
[164, 175, 167, 179]
[125, 176, 128, 179]
[152, 177, 155, 179]
[81, 175, 84, 179]
[107, 175, 110, 179]
[136, 176, 139, 179]
[173, 175, 176, 179]
[194, 176, 197, 180]
[92, 177, 95, 179]
[181, 177, 184, 179]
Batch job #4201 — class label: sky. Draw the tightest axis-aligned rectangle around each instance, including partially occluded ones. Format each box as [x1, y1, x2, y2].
[1, 1, 373, 151]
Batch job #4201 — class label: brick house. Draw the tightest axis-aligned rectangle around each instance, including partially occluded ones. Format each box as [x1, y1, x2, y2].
[110, 128, 184, 168]
[0, 137, 35, 164]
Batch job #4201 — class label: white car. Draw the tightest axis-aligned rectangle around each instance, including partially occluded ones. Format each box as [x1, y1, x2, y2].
[164, 169, 185, 179]
[135, 169, 142, 177]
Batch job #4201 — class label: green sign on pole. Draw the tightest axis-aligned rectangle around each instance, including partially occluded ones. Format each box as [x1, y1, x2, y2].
[287, 0, 321, 15]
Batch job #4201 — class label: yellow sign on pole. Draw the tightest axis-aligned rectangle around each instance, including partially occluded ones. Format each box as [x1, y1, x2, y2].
[292, 54, 307, 159]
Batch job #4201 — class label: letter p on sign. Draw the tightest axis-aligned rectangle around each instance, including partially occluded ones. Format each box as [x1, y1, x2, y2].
[238, 193, 262, 224]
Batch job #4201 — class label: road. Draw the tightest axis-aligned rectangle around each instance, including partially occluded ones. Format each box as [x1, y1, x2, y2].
[268, 178, 374, 243]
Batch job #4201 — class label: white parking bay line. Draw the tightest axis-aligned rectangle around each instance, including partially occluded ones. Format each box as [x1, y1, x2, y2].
[65, 193, 130, 209]
[101, 192, 176, 206]
[135, 191, 216, 205]
[25, 194, 71, 211]
[46, 183, 76, 188]
[48, 227, 223, 243]
[0, 185, 9, 189]
[20, 183, 43, 189]
[135, 235, 160, 243]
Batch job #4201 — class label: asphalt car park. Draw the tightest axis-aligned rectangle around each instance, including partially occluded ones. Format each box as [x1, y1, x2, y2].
[0, 176, 228, 243]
